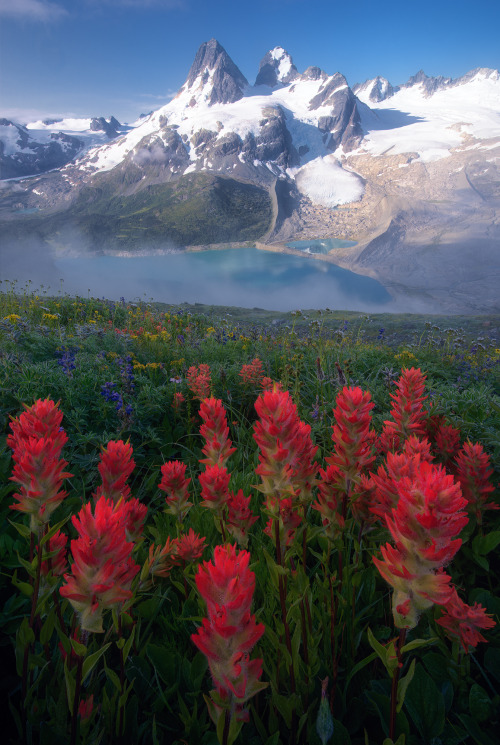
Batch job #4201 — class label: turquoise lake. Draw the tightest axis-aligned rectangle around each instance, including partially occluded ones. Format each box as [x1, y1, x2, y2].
[2, 244, 395, 311]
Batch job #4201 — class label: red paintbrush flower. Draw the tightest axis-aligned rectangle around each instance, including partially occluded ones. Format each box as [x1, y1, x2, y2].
[172, 391, 186, 412]
[186, 363, 212, 400]
[176, 528, 207, 562]
[158, 460, 193, 522]
[436, 587, 495, 652]
[199, 397, 236, 467]
[198, 463, 231, 514]
[60, 497, 140, 632]
[8, 398, 67, 459]
[239, 358, 265, 387]
[39, 528, 68, 577]
[378, 368, 428, 452]
[373, 459, 468, 629]
[313, 464, 346, 540]
[93, 440, 135, 503]
[326, 386, 376, 490]
[191, 544, 266, 727]
[264, 497, 302, 548]
[146, 537, 179, 580]
[227, 490, 258, 548]
[10, 434, 72, 531]
[455, 441, 497, 524]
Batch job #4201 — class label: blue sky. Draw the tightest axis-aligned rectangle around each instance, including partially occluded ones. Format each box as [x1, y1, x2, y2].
[1, 0, 500, 125]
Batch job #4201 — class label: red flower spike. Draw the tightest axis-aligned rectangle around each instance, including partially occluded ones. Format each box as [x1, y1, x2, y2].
[93, 440, 135, 504]
[10, 434, 72, 531]
[39, 529, 67, 577]
[198, 464, 231, 513]
[172, 391, 185, 412]
[8, 398, 67, 460]
[313, 464, 346, 540]
[78, 695, 94, 723]
[373, 459, 468, 629]
[176, 529, 207, 562]
[191, 544, 266, 726]
[239, 358, 265, 387]
[385, 367, 428, 447]
[60, 497, 140, 633]
[455, 441, 497, 523]
[186, 363, 212, 400]
[326, 386, 376, 493]
[253, 386, 318, 505]
[264, 497, 301, 548]
[436, 587, 495, 652]
[146, 537, 179, 580]
[199, 397, 236, 467]
[158, 460, 193, 522]
[227, 490, 258, 548]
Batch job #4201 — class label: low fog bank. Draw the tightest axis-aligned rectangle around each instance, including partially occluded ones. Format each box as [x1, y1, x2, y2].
[0, 228, 476, 315]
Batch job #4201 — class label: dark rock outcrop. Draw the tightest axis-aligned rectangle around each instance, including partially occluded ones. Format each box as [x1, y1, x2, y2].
[185, 38, 248, 105]
[0, 119, 83, 179]
[255, 47, 299, 87]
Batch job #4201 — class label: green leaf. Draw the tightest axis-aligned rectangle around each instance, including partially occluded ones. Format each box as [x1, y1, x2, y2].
[146, 643, 179, 685]
[122, 626, 135, 663]
[331, 717, 351, 744]
[458, 714, 498, 745]
[345, 651, 377, 692]
[70, 637, 87, 658]
[104, 659, 122, 691]
[400, 637, 437, 654]
[81, 642, 111, 682]
[396, 658, 415, 713]
[367, 628, 398, 675]
[469, 684, 492, 723]
[404, 663, 445, 740]
[383, 736, 405, 745]
[472, 531, 500, 556]
[39, 610, 56, 646]
[8, 520, 32, 540]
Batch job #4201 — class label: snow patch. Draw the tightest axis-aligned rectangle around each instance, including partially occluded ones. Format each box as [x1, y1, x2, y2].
[294, 156, 365, 207]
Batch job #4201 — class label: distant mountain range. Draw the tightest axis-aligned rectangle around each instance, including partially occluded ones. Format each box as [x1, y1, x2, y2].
[1, 39, 499, 313]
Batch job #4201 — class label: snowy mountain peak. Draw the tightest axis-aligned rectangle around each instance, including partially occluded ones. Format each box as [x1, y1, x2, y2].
[182, 38, 248, 106]
[255, 47, 299, 87]
[353, 76, 394, 104]
[401, 69, 452, 96]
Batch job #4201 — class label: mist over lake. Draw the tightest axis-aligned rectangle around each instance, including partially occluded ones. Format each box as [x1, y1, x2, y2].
[0, 239, 411, 311]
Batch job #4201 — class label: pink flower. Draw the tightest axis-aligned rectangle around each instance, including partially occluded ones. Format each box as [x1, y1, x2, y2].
[227, 490, 258, 548]
[198, 464, 231, 514]
[455, 441, 497, 524]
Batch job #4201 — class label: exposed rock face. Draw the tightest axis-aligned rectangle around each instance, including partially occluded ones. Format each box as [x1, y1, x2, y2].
[309, 78, 363, 150]
[129, 127, 189, 172]
[353, 76, 394, 103]
[255, 47, 299, 87]
[185, 38, 248, 105]
[90, 116, 122, 138]
[400, 70, 452, 96]
[0, 119, 83, 179]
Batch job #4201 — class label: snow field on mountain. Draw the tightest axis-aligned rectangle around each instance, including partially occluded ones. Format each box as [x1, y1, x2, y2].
[358, 72, 500, 163]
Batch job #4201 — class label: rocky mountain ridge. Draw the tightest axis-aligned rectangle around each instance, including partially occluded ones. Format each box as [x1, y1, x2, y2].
[1, 40, 499, 313]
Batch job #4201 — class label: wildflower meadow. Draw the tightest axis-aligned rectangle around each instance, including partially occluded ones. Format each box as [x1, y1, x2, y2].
[1, 282, 499, 745]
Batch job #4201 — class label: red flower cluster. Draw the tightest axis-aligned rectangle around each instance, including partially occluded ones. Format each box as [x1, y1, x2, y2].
[60, 497, 141, 632]
[172, 391, 185, 412]
[8, 399, 72, 531]
[372, 460, 468, 628]
[186, 363, 212, 400]
[159, 460, 193, 522]
[378, 368, 428, 453]
[455, 441, 497, 524]
[191, 544, 266, 727]
[436, 587, 496, 652]
[199, 397, 236, 467]
[94, 439, 135, 503]
[254, 386, 318, 506]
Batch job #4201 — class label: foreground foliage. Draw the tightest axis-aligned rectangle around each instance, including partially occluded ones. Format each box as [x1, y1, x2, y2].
[1, 286, 499, 745]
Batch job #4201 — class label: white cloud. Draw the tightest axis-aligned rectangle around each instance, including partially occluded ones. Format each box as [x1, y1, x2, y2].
[0, 0, 68, 21]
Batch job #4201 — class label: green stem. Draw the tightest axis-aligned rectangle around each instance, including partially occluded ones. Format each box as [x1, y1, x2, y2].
[389, 629, 407, 741]
[70, 654, 84, 745]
